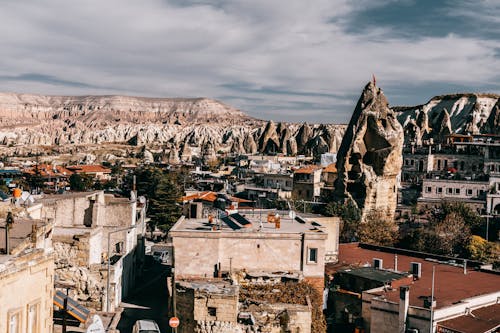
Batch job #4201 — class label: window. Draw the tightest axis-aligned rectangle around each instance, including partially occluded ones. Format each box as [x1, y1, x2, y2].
[308, 248, 318, 263]
[467, 189, 473, 196]
[8, 310, 21, 333]
[27, 302, 40, 333]
[447, 188, 453, 195]
[410, 160, 414, 166]
[426, 187, 432, 193]
[208, 307, 217, 317]
[437, 187, 443, 194]
[455, 188, 460, 195]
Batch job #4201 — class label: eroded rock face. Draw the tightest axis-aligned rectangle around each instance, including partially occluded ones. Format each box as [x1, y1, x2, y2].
[0, 93, 346, 159]
[334, 81, 403, 221]
[395, 93, 500, 145]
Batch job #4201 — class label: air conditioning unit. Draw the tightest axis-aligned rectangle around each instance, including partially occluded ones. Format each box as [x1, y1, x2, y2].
[410, 262, 422, 279]
[373, 258, 383, 269]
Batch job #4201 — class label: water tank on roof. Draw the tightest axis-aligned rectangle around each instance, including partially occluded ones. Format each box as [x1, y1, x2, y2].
[13, 188, 22, 198]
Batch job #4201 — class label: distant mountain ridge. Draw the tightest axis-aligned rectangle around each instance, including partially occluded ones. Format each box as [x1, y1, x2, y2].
[0, 91, 498, 160]
[0, 92, 344, 160]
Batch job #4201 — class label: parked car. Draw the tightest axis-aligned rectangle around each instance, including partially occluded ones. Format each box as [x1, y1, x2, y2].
[132, 319, 161, 333]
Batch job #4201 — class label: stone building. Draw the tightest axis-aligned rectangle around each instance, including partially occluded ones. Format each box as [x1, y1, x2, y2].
[0, 217, 54, 333]
[174, 280, 312, 333]
[418, 178, 490, 212]
[292, 165, 323, 201]
[27, 190, 146, 312]
[326, 243, 500, 333]
[169, 211, 327, 288]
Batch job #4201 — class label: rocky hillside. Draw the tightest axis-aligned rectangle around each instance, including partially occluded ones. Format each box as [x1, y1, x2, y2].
[394, 93, 500, 145]
[0, 93, 345, 160]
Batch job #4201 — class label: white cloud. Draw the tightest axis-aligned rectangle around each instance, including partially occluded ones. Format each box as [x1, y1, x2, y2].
[0, 0, 498, 123]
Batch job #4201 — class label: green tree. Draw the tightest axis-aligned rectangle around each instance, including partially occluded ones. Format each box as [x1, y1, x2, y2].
[69, 173, 94, 191]
[324, 199, 361, 242]
[123, 167, 183, 232]
[358, 210, 398, 246]
[148, 174, 182, 231]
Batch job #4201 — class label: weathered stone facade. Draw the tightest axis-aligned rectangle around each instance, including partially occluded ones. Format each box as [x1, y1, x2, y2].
[175, 280, 311, 333]
[334, 81, 404, 221]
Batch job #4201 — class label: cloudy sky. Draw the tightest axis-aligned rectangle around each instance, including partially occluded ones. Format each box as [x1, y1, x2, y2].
[1, 0, 499, 123]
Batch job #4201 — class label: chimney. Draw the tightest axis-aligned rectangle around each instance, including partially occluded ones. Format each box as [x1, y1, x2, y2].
[463, 259, 467, 275]
[399, 286, 410, 333]
[394, 254, 398, 272]
[373, 258, 383, 269]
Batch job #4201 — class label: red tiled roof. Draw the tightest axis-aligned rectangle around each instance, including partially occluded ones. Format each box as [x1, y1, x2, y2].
[327, 243, 500, 310]
[181, 191, 253, 204]
[294, 165, 321, 174]
[66, 165, 111, 173]
[437, 303, 500, 333]
[23, 164, 73, 177]
[323, 163, 337, 173]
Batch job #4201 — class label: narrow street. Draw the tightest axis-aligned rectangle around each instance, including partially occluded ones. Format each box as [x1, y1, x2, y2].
[116, 264, 171, 333]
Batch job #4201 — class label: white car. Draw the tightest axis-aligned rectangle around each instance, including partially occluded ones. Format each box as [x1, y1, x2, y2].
[132, 319, 161, 333]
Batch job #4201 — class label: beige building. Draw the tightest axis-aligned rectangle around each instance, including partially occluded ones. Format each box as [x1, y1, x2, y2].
[292, 166, 323, 201]
[28, 190, 146, 312]
[169, 210, 327, 287]
[0, 217, 54, 333]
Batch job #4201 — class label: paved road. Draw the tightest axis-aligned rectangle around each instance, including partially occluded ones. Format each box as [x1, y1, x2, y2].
[116, 264, 171, 333]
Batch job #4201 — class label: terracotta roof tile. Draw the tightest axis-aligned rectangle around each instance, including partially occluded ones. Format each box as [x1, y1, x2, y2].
[327, 243, 500, 310]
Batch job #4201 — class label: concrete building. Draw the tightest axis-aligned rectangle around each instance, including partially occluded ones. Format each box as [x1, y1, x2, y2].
[326, 243, 500, 333]
[169, 211, 327, 287]
[292, 165, 323, 201]
[0, 217, 54, 333]
[28, 190, 146, 312]
[418, 178, 490, 212]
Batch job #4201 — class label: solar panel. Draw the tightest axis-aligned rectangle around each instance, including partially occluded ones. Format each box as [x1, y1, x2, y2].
[295, 216, 307, 224]
[230, 213, 252, 226]
[53, 290, 90, 323]
[222, 216, 241, 230]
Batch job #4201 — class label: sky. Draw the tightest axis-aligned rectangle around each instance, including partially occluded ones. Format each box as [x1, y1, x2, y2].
[0, 0, 499, 123]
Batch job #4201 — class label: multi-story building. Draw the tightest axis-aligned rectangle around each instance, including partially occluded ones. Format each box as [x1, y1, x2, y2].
[326, 243, 500, 333]
[28, 190, 146, 312]
[169, 210, 328, 288]
[0, 217, 55, 333]
[292, 165, 323, 201]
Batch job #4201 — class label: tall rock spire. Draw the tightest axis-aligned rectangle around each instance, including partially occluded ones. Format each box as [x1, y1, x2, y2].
[334, 81, 404, 221]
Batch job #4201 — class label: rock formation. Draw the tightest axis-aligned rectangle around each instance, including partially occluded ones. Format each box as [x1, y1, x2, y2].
[334, 81, 404, 222]
[395, 93, 500, 145]
[0, 93, 345, 160]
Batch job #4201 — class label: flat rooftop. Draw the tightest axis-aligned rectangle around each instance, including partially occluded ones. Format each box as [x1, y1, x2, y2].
[327, 243, 500, 310]
[0, 218, 46, 253]
[170, 211, 327, 235]
[438, 303, 500, 333]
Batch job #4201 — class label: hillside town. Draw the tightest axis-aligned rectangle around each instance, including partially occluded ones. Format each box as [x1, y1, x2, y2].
[0, 81, 499, 333]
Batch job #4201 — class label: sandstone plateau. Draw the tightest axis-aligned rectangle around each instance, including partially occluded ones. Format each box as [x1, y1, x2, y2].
[334, 81, 404, 221]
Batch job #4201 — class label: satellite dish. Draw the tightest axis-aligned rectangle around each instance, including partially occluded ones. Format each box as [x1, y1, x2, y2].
[289, 211, 296, 220]
[87, 315, 105, 333]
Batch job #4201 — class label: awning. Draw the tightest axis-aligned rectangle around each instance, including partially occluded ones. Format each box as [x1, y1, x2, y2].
[53, 290, 90, 323]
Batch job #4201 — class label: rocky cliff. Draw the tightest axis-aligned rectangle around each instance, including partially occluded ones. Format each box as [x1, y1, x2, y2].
[395, 93, 500, 145]
[334, 81, 404, 221]
[0, 93, 345, 160]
